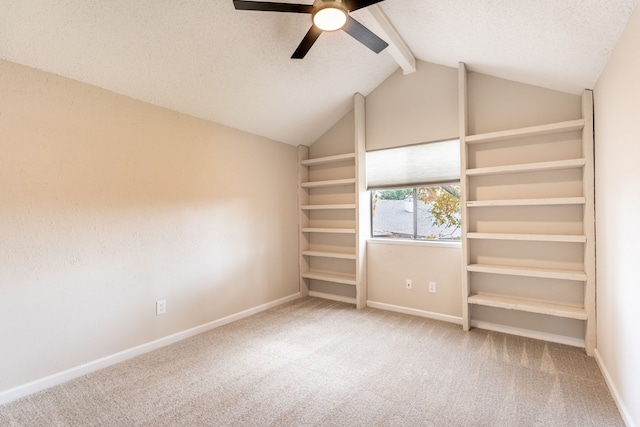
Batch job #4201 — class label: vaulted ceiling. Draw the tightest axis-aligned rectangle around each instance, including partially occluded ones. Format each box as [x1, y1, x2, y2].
[0, 0, 638, 146]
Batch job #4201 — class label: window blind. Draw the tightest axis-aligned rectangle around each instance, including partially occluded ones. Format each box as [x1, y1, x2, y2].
[366, 139, 460, 189]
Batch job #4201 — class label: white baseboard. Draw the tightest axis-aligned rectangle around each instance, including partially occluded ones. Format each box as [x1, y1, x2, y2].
[0, 293, 301, 406]
[470, 319, 585, 348]
[366, 301, 463, 325]
[595, 349, 637, 427]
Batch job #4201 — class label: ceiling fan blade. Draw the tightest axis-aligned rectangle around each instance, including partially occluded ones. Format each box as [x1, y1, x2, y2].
[344, 0, 385, 12]
[341, 17, 388, 54]
[233, 0, 313, 13]
[292, 26, 323, 59]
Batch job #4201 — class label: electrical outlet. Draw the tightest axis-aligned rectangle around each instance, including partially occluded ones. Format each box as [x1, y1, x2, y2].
[156, 299, 167, 315]
[428, 282, 436, 293]
[405, 279, 412, 290]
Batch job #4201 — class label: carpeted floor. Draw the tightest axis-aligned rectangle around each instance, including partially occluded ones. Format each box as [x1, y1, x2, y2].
[0, 297, 624, 426]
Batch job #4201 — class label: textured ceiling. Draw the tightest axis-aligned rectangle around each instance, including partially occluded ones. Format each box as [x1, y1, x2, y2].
[0, 0, 638, 146]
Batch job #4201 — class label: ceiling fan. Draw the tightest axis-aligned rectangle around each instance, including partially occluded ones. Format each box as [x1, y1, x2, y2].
[233, 0, 388, 59]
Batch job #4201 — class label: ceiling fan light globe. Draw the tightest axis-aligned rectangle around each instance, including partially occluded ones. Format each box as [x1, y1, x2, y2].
[313, 6, 348, 31]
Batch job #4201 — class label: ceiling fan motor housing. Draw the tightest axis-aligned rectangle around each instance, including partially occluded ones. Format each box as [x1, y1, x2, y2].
[313, 0, 349, 32]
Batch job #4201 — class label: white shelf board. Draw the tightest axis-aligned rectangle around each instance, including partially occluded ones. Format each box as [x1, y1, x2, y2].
[468, 294, 587, 320]
[467, 263, 587, 281]
[301, 228, 356, 234]
[466, 159, 586, 176]
[467, 197, 586, 207]
[466, 232, 586, 243]
[302, 250, 356, 260]
[302, 270, 357, 286]
[301, 153, 355, 166]
[301, 178, 356, 188]
[466, 119, 585, 145]
[300, 204, 356, 210]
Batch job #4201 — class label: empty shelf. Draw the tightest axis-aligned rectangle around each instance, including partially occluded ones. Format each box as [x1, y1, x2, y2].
[466, 159, 586, 176]
[468, 294, 587, 320]
[301, 228, 356, 234]
[302, 250, 356, 260]
[308, 291, 357, 305]
[301, 153, 355, 166]
[466, 233, 586, 243]
[302, 270, 357, 286]
[301, 204, 356, 210]
[466, 119, 585, 145]
[301, 178, 356, 188]
[467, 264, 587, 281]
[467, 197, 586, 207]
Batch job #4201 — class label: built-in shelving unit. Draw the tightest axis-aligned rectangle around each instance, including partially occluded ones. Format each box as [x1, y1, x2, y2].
[459, 62, 596, 354]
[297, 94, 368, 308]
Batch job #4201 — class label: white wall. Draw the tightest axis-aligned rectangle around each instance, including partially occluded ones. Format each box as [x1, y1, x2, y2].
[594, 6, 640, 426]
[0, 60, 299, 398]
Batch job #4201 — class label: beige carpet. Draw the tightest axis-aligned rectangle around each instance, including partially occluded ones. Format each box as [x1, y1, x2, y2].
[0, 297, 623, 426]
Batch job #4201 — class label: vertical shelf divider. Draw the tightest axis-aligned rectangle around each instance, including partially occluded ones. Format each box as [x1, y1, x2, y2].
[459, 62, 471, 331]
[582, 89, 596, 355]
[297, 145, 310, 298]
[354, 93, 368, 309]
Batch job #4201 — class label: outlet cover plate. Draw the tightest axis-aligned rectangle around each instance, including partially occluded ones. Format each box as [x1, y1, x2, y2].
[156, 300, 167, 315]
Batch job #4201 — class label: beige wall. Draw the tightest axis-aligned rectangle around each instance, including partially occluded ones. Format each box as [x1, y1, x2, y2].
[309, 109, 355, 158]
[467, 72, 582, 135]
[364, 59, 582, 150]
[367, 241, 462, 319]
[0, 60, 299, 395]
[594, 6, 640, 426]
[361, 60, 462, 318]
[365, 60, 459, 151]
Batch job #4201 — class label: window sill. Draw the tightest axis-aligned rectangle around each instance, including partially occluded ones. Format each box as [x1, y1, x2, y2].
[367, 238, 462, 249]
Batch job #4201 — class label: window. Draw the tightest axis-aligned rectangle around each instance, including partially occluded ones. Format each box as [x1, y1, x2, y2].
[371, 185, 461, 241]
[366, 139, 461, 242]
